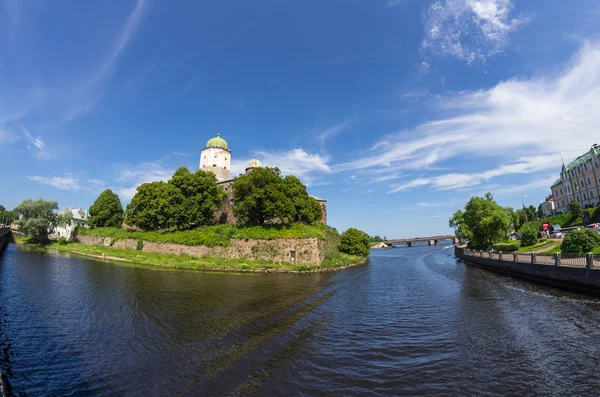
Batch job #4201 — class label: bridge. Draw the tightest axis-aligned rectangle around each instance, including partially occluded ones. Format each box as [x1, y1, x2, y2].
[384, 235, 458, 247]
[0, 227, 13, 254]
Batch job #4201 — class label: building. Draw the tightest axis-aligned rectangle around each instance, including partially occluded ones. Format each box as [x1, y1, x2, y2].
[199, 133, 327, 225]
[541, 195, 555, 218]
[551, 144, 600, 211]
[54, 208, 88, 240]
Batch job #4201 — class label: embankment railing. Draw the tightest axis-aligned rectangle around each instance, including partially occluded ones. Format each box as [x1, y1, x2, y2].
[456, 247, 599, 270]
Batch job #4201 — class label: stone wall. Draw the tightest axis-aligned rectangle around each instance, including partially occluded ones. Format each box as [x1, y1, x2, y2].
[455, 247, 600, 296]
[76, 235, 325, 265]
[0, 229, 11, 254]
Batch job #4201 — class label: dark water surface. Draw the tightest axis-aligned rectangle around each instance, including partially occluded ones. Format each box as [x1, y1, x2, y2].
[1, 243, 600, 396]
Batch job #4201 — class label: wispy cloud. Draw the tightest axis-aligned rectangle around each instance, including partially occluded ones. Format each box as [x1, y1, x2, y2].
[63, 0, 148, 121]
[20, 125, 45, 150]
[314, 120, 354, 143]
[422, 0, 529, 64]
[28, 174, 80, 191]
[172, 151, 191, 157]
[337, 42, 600, 193]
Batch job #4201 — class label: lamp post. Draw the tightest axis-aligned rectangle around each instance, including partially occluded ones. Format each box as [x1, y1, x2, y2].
[522, 195, 529, 228]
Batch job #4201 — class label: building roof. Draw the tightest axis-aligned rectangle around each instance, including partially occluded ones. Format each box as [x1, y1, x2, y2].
[551, 178, 562, 188]
[61, 208, 88, 222]
[562, 145, 600, 172]
[247, 158, 261, 169]
[206, 133, 228, 150]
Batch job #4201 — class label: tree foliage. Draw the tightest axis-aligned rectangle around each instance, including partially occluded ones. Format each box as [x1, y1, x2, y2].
[232, 167, 321, 225]
[0, 205, 19, 225]
[125, 182, 186, 231]
[88, 189, 124, 228]
[561, 229, 600, 254]
[521, 228, 538, 247]
[124, 167, 227, 231]
[568, 199, 583, 220]
[449, 193, 511, 249]
[371, 235, 383, 243]
[338, 227, 371, 257]
[169, 167, 227, 227]
[15, 199, 72, 242]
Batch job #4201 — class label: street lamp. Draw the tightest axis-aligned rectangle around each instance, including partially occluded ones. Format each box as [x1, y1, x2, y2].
[522, 195, 529, 228]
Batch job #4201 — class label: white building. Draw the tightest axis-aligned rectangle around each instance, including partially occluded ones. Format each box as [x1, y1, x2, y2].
[199, 133, 231, 180]
[541, 195, 555, 218]
[54, 208, 88, 240]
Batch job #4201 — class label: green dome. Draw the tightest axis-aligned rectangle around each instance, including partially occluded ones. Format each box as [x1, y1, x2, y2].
[206, 133, 228, 149]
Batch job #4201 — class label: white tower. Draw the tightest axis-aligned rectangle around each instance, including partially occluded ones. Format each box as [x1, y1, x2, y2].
[199, 133, 231, 180]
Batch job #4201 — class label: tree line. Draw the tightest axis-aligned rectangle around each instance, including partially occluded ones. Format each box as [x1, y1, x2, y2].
[450, 193, 597, 253]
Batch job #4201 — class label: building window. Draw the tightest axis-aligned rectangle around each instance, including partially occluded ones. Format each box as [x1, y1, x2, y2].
[587, 176, 592, 185]
[581, 179, 585, 187]
[575, 182, 578, 189]
[583, 192, 587, 200]
[591, 191, 594, 198]
[560, 188, 563, 195]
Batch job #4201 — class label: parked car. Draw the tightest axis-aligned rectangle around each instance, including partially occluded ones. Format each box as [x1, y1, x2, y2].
[585, 223, 599, 230]
[549, 231, 563, 238]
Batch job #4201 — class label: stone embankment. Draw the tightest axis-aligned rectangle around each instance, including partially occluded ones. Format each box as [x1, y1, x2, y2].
[76, 235, 329, 265]
[0, 228, 13, 254]
[455, 247, 600, 296]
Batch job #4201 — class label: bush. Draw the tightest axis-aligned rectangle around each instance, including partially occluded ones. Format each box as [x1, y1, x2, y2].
[58, 236, 68, 245]
[492, 242, 520, 252]
[521, 228, 538, 247]
[561, 229, 600, 254]
[338, 228, 371, 257]
[136, 240, 144, 251]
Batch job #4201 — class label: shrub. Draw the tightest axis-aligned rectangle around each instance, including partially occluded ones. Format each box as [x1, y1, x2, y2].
[58, 236, 68, 245]
[561, 229, 600, 254]
[136, 240, 144, 251]
[492, 242, 520, 252]
[521, 228, 538, 247]
[338, 228, 371, 257]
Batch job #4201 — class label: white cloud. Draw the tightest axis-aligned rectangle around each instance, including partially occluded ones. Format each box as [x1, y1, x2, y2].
[232, 148, 332, 186]
[386, 0, 408, 6]
[28, 174, 80, 191]
[20, 125, 45, 150]
[342, 42, 600, 192]
[116, 160, 176, 200]
[422, 0, 529, 64]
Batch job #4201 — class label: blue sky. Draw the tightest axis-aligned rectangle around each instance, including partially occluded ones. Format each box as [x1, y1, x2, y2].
[2, 0, 600, 238]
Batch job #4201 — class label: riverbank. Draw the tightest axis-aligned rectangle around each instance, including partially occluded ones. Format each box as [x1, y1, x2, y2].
[455, 246, 600, 296]
[14, 238, 367, 273]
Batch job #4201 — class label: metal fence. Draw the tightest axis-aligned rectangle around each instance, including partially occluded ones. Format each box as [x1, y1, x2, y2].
[456, 248, 598, 270]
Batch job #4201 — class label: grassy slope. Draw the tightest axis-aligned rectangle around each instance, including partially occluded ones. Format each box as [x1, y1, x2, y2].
[15, 239, 366, 273]
[518, 207, 600, 233]
[77, 224, 334, 247]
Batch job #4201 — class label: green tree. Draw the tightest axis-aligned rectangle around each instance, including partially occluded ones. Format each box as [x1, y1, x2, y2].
[232, 167, 296, 225]
[88, 189, 124, 228]
[568, 199, 583, 220]
[0, 206, 19, 225]
[338, 228, 371, 257]
[504, 207, 522, 231]
[449, 193, 511, 249]
[168, 167, 227, 227]
[125, 181, 186, 231]
[371, 235, 383, 243]
[561, 229, 600, 254]
[537, 204, 544, 219]
[282, 175, 322, 224]
[521, 228, 538, 246]
[15, 199, 72, 242]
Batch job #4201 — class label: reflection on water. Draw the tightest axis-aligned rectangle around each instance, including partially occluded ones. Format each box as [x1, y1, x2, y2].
[1, 243, 599, 396]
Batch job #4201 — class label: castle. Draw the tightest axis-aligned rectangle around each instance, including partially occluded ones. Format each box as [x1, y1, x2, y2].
[199, 133, 327, 224]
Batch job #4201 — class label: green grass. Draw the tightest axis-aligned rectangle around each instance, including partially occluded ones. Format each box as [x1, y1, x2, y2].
[77, 224, 334, 247]
[17, 241, 365, 273]
[517, 239, 556, 252]
[519, 207, 600, 234]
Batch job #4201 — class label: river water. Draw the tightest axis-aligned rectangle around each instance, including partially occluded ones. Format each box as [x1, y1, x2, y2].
[1, 243, 599, 396]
